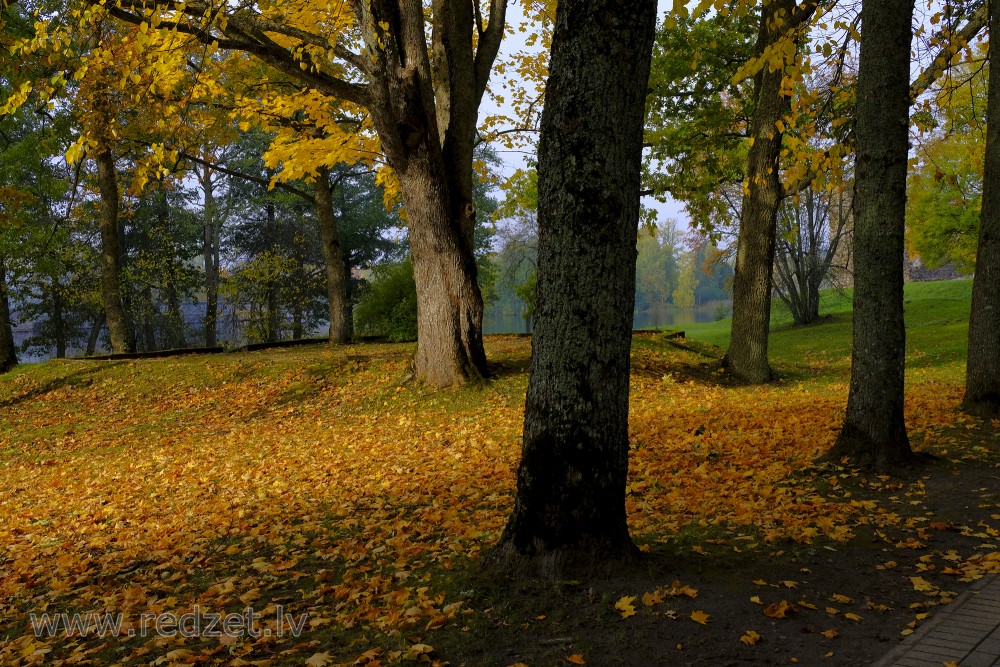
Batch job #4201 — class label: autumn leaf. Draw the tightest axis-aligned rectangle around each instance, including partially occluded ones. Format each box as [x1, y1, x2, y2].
[690, 610, 711, 625]
[764, 600, 794, 619]
[821, 629, 838, 639]
[565, 655, 586, 665]
[615, 595, 637, 619]
[306, 653, 333, 667]
[739, 630, 761, 646]
[831, 594, 852, 604]
[843, 613, 862, 622]
[910, 576, 937, 593]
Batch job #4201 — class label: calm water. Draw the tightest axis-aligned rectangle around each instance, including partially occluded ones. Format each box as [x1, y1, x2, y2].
[483, 300, 731, 335]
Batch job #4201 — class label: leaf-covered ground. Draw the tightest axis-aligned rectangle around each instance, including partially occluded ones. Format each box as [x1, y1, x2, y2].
[1, 280, 998, 667]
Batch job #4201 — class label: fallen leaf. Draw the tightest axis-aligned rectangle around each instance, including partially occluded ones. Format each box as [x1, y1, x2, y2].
[690, 610, 710, 625]
[565, 655, 586, 665]
[615, 595, 637, 619]
[739, 630, 761, 646]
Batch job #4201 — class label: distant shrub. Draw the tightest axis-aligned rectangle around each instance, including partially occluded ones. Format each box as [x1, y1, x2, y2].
[354, 258, 418, 342]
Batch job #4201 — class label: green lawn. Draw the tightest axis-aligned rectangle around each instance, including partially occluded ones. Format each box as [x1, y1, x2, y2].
[682, 278, 973, 382]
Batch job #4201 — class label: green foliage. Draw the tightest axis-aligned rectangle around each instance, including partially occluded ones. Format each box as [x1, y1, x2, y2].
[635, 220, 682, 312]
[354, 258, 418, 342]
[907, 58, 987, 272]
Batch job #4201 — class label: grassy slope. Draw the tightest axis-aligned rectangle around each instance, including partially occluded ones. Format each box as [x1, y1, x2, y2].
[682, 278, 973, 382]
[0, 279, 987, 667]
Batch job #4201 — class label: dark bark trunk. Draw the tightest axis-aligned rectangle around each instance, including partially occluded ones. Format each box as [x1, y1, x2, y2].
[202, 164, 220, 348]
[963, 0, 1000, 419]
[0, 255, 17, 373]
[487, 0, 657, 578]
[86, 314, 105, 356]
[142, 285, 157, 352]
[724, 0, 807, 383]
[95, 149, 135, 354]
[265, 199, 280, 343]
[52, 281, 66, 359]
[823, 0, 914, 469]
[314, 167, 352, 344]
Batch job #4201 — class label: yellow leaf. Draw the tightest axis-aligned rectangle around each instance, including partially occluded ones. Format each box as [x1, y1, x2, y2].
[690, 610, 710, 625]
[740, 630, 761, 646]
[910, 576, 936, 592]
[831, 594, 851, 603]
[306, 653, 333, 667]
[615, 595, 635, 618]
[844, 613, 862, 622]
[821, 629, 838, 639]
[750, 595, 762, 605]
[764, 600, 794, 619]
[565, 655, 586, 665]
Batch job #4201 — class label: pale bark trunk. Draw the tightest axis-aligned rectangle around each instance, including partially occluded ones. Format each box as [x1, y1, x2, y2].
[824, 0, 914, 468]
[0, 255, 17, 373]
[314, 167, 352, 344]
[725, 0, 808, 383]
[488, 0, 657, 578]
[95, 149, 135, 354]
[86, 314, 105, 356]
[350, 0, 506, 387]
[963, 0, 1000, 419]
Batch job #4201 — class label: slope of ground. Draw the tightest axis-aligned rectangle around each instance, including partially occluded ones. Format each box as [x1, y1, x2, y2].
[0, 279, 996, 667]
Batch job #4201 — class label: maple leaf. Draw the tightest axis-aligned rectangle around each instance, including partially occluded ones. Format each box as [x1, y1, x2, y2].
[831, 594, 852, 603]
[565, 655, 586, 665]
[306, 653, 333, 667]
[843, 613, 862, 622]
[764, 600, 794, 619]
[690, 610, 710, 625]
[821, 629, 838, 639]
[739, 630, 761, 646]
[615, 595, 637, 619]
[910, 576, 937, 593]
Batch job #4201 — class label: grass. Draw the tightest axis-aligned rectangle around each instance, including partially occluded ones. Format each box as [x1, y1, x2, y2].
[682, 278, 973, 382]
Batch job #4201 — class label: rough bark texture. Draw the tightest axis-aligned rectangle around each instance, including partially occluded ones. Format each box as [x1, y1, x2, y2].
[487, 0, 657, 578]
[0, 255, 17, 373]
[95, 149, 135, 354]
[725, 0, 811, 383]
[349, 0, 507, 387]
[824, 0, 914, 468]
[963, 0, 1000, 419]
[314, 167, 352, 344]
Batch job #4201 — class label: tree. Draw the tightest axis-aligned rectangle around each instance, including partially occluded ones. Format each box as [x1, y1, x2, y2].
[723, 0, 819, 383]
[963, 0, 1000, 419]
[76, 0, 511, 386]
[774, 184, 852, 325]
[488, 0, 657, 576]
[823, 0, 915, 468]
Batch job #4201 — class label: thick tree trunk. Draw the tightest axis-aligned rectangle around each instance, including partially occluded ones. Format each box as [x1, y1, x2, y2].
[314, 167, 352, 344]
[402, 161, 487, 387]
[963, 0, 1000, 419]
[824, 0, 914, 468]
[0, 255, 17, 373]
[724, 0, 804, 383]
[94, 149, 135, 354]
[202, 164, 220, 348]
[352, 0, 504, 387]
[487, 0, 657, 578]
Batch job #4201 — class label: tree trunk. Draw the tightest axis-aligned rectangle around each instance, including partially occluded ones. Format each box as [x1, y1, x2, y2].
[963, 0, 1000, 419]
[202, 163, 220, 348]
[314, 167, 352, 344]
[86, 313, 105, 356]
[0, 255, 17, 373]
[94, 149, 135, 354]
[403, 162, 488, 387]
[52, 281, 66, 359]
[724, 0, 805, 383]
[823, 0, 914, 469]
[487, 0, 657, 578]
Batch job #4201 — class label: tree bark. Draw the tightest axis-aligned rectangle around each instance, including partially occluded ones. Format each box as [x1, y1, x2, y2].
[724, 0, 810, 382]
[0, 255, 17, 373]
[86, 313, 105, 356]
[823, 0, 914, 468]
[314, 167, 352, 344]
[52, 280, 66, 358]
[94, 149, 135, 354]
[201, 163, 220, 348]
[487, 0, 657, 578]
[351, 0, 507, 387]
[963, 0, 1000, 419]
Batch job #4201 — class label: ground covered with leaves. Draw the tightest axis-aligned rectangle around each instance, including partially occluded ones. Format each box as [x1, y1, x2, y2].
[0, 282, 997, 666]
